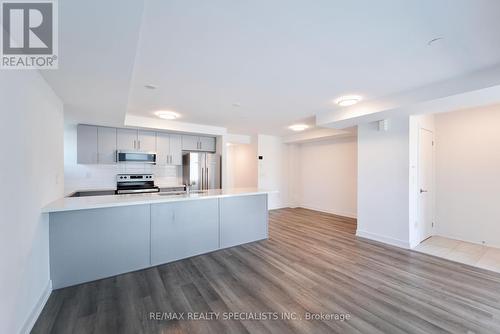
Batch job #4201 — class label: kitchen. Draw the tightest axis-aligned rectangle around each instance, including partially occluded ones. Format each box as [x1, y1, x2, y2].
[44, 124, 270, 289]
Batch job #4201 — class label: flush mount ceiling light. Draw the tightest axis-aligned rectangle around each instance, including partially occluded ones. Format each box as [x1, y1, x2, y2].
[288, 124, 309, 131]
[155, 110, 180, 120]
[335, 95, 362, 107]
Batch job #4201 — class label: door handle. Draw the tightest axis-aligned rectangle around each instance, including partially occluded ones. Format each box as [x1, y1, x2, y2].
[420, 189, 428, 193]
[206, 168, 209, 189]
[201, 168, 204, 190]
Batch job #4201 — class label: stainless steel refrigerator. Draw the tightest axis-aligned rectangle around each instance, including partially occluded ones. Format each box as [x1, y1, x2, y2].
[182, 152, 221, 190]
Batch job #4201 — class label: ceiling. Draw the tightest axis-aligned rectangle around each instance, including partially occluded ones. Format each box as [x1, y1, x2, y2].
[43, 0, 500, 135]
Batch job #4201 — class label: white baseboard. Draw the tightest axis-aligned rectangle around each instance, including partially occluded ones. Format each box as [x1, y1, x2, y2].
[20, 280, 52, 334]
[298, 205, 357, 219]
[356, 230, 411, 249]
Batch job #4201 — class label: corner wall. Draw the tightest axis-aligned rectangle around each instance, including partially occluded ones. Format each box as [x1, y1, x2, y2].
[296, 137, 357, 218]
[434, 105, 500, 248]
[357, 117, 411, 248]
[257, 135, 290, 209]
[0, 71, 64, 334]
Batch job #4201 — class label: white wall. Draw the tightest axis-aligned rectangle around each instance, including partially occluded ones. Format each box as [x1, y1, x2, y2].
[435, 105, 500, 248]
[226, 141, 258, 189]
[64, 124, 182, 194]
[257, 135, 289, 209]
[0, 71, 64, 334]
[296, 137, 357, 218]
[357, 116, 411, 248]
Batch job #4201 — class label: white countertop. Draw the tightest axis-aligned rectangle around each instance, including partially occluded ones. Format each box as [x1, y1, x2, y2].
[43, 188, 274, 213]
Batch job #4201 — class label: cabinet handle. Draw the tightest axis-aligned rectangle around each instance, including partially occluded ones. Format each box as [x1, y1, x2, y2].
[138, 140, 141, 150]
[133, 140, 136, 150]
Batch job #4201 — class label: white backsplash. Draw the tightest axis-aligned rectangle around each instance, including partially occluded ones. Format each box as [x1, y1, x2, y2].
[64, 163, 183, 194]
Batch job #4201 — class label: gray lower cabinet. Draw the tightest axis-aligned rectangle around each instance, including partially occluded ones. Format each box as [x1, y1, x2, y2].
[48, 195, 268, 288]
[151, 199, 219, 265]
[49, 205, 150, 289]
[220, 194, 268, 248]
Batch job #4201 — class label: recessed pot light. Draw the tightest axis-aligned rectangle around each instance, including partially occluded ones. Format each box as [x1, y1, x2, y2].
[155, 110, 180, 120]
[335, 95, 362, 107]
[289, 124, 309, 131]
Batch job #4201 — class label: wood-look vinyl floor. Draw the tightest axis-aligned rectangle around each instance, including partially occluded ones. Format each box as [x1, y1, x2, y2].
[32, 208, 500, 334]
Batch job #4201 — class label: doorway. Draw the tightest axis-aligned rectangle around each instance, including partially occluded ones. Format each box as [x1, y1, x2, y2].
[417, 127, 434, 243]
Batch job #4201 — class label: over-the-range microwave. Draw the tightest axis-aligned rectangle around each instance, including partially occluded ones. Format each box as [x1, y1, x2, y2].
[116, 150, 157, 164]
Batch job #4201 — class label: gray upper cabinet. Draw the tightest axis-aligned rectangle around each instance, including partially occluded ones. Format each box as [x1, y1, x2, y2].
[77, 125, 117, 164]
[199, 136, 216, 152]
[182, 135, 216, 152]
[117, 128, 137, 151]
[157, 133, 183, 166]
[97, 127, 116, 164]
[117, 129, 156, 152]
[170, 134, 182, 165]
[156, 132, 170, 165]
[78, 124, 214, 164]
[77, 125, 98, 164]
[181, 135, 199, 151]
[138, 130, 156, 152]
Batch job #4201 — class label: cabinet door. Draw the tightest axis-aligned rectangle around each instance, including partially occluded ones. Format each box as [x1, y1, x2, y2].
[182, 135, 199, 151]
[117, 128, 137, 151]
[220, 194, 268, 248]
[169, 134, 183, 165]
[138, 130, 156, 152]
[156, 132, 170, 165]
[97, 127, 117, 164]
[151, 199, 219, 265]
[77, 125, 98, 164]
[49, 205, 150, 289]
[199, 136, 216, 152]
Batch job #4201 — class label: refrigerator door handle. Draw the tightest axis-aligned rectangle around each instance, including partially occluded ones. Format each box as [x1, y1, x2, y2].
[201, 167, 204, 190]
[206, 168, 209, 189]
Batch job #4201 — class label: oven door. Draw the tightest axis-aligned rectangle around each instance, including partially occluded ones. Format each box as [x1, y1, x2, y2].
[117, 151, 156, 164]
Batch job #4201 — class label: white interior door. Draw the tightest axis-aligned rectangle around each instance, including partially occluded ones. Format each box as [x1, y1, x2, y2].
[418, 128, 434, 243]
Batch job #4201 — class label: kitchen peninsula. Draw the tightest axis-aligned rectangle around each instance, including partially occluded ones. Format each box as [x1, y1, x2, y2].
[43, 189, 270, 289]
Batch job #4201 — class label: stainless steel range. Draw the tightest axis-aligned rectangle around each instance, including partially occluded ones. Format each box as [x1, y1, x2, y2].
[115, 174, 159, 195]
